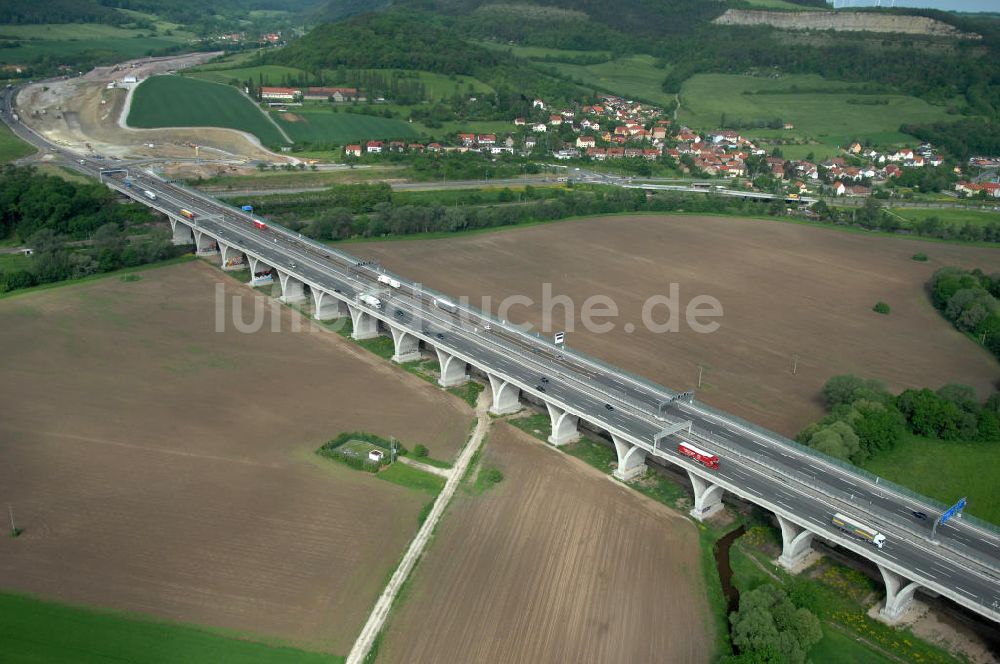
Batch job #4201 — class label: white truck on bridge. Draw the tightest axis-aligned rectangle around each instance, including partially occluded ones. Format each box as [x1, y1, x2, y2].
[832, 512, 886, 549]
[358, 294, 382, 309]
[377, 274, 401, 289]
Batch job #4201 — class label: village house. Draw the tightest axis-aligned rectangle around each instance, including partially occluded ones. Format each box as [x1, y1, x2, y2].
[576, 135, 596, 148]
[548, 114, 563, 126]
[366, 140, 383, 154]
[587, 147, 607, 160]
[477, 134, 496, 146]
[514, 117, 526, 126]
[303, 87, 361, 102]
[458, 133, 476, 146]
[260, 86, 301, 102]
[345, 144, 362, 157]
[532, 123, 547, 133]
[831, 180, 846, 196]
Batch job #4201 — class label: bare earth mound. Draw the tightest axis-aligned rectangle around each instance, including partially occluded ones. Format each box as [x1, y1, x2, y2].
[0, 261, 470, 653]
[378, 421, 713, 664]
[355, 214, 1000, 435]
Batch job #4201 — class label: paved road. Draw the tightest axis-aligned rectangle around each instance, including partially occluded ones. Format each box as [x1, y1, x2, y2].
[4, 85, 999, 623]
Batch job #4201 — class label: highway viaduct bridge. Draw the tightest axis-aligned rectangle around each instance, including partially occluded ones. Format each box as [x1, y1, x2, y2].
[94, 165, 999, 627]
[2, 74, 997, 624]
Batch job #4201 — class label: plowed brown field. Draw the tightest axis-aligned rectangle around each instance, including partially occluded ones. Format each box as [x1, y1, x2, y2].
[356, 214, 1000, 434]
[0, 261, 470, 653]
[378, 422, 713, 664]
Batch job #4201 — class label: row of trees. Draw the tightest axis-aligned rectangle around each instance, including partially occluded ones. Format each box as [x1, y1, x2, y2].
[930, 266, 1000, 361]
[797, 375, 1000, 466]
[230, 183, 796, 241]
[810, 199, 1000, 245]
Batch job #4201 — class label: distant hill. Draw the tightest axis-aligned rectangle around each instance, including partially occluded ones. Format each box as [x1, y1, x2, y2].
[269, 10, 582, 101]
[290, 0, 1000, 143]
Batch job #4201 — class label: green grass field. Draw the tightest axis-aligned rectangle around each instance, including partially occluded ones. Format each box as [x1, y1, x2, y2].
[863, 434, 1000, 525]
[318, 69, 494, 102]
[272, 108, 417, 144]
[0, 592, 338, 664]
[0, 122, 35, 162]
[129, 75, 288, 146]
[887, 206, 1000, 229]
[547, 55, 675, 106]
[678, 73, 955, 157]
[0, 23, 190, 66]
[377, 462, 445, 495]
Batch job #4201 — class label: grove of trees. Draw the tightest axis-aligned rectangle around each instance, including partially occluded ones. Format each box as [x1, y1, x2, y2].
[797, 375, 1000, 466]
[723, 585, 823, 664]
[930, 266, 1000, 361]
[0, 166, 182, 294]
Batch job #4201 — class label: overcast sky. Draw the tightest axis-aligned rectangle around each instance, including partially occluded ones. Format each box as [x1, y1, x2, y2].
[828, 0, 999, 11]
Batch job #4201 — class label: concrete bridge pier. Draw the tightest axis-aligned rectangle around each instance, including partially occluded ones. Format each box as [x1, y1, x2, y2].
[312, 290, 347, 321]
[218, 242, 245, 271]
[688, 470, 724, 520]
[878, 565, 921, 623]
[545, 402, 579, 446]
[192, 229, 218, 256]
[487, 374, 521, 415]
[612, 434, 647, 481]
[247, 256, 274, 286]
[348, 304, 379, 340]
[434, 347, 468, 387]
[775, 514, 816, 570]
[389, 326, 421, 363]
[275, 270, 306, 304]
[170, 219, 193, 245]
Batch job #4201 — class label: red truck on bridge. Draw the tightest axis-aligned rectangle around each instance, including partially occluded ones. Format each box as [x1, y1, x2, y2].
[678, 441, 720, 470]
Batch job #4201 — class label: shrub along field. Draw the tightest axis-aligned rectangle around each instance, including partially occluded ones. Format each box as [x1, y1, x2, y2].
[678, 73, 957, 157]
[128, 75, 288, 147]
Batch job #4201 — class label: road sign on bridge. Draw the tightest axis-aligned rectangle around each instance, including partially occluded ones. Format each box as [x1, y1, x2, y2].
[932, 497, 967, 539]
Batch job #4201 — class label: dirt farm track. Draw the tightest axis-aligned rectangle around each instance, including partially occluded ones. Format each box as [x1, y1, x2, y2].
[357, 214, 1000, 435]
[0, 262, 471, 653]
[378, 421, 713, 664]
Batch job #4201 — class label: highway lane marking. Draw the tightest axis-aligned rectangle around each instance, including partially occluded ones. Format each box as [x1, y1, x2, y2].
[914, 567, 936, 579]
[955, 586, 978, 598]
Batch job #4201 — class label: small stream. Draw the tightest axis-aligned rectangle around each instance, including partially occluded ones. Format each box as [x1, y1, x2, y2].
[714, 524, 747, 617]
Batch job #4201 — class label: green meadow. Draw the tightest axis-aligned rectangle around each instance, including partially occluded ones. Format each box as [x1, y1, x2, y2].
[128, 75, 288, 146]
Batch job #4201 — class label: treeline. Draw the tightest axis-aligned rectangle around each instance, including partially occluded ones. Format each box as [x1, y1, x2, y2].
[797, 375, 1000, 466]
[0, 0, 132, 25]
[232, 184, 797, 241]
[0, 166, 182, 294]
[930, 266, 1000, 361]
